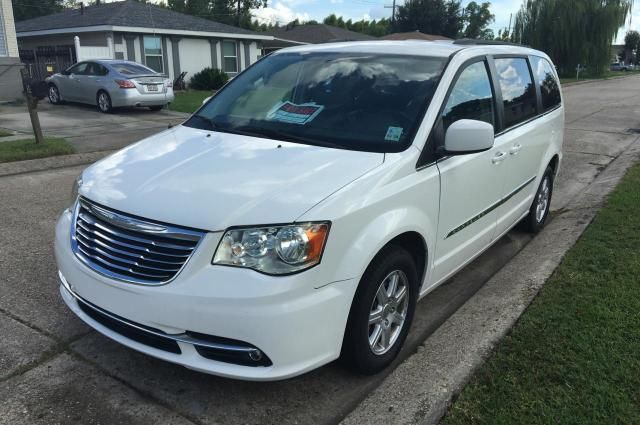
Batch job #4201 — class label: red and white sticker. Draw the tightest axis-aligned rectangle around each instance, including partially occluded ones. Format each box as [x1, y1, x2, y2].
[267, 101, 324, 125]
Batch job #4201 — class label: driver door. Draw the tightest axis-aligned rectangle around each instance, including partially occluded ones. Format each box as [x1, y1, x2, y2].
[58, 62, 88, 102]
[430, 58, 511, 286]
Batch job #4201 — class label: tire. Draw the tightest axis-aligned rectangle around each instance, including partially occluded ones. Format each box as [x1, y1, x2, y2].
[48, 84, 62, 105]
[97, 91, 112, 113]
[149, 105, 163, 111]
[523, 166, 554, 233]
[341, 245, 418, 375]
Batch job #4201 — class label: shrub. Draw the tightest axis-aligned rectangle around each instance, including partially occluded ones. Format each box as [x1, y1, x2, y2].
[189, 67, 229, 91]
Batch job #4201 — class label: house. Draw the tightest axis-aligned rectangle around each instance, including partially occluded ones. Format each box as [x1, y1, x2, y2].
[0, 0, 22, 101]
[263, 23, 376, 54]
[382, 31, 452, 41]
[15, 0, 273, 84]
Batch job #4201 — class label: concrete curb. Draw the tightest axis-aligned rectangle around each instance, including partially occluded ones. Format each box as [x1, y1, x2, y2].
[0, 150, 114, 178]
[562, 73, 639, 87]
[340, 138, 640, 425]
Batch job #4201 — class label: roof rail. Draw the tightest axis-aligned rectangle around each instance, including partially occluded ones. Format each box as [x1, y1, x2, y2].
[453, 38, 524, 47]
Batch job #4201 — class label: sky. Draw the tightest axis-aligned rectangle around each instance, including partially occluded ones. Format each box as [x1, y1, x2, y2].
[249, 0, 640, 43]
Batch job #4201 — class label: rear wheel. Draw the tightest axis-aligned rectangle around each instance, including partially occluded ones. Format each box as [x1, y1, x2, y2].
[48, 84, 62, 105]
[149, 105, 163, 111]
[97, 91, 112, 113]
[523, 166, 554, 233]
[341, 245, 418, 375]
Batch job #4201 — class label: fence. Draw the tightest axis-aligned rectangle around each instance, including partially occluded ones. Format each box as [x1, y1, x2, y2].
[19, 45, 76, 81]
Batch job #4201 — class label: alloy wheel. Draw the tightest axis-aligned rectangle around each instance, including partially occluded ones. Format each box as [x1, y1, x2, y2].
[98, 93, 110, 112]
[48, 86, 59, 103]
[368, 270, 409, 355]
[535, 176, 550, 223]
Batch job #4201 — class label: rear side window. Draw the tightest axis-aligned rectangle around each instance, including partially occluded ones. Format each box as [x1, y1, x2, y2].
[530, 56, 561, 111]
[441, 61, 495, 131]
[494, 58, 537, 129]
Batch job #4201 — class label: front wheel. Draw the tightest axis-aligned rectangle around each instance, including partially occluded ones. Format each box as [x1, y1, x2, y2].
[523, 166, 554, 233]
[97, 91, 112, 113]
[48, 84, 62, 105]
[341, 245, 418, 375]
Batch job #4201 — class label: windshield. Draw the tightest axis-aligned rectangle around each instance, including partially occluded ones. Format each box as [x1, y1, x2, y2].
[111, 62, 158, 75]
[185, 52, 446, 152]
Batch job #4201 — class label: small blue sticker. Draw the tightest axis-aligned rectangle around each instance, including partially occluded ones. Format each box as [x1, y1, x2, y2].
[385, 126, 404, 142]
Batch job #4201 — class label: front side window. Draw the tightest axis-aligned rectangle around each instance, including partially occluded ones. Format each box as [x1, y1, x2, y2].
[494, 57, 537, 128]
[530, 56, 561, 111]
[441, 60, 495, 131]
[143, 36, 163, 73]
[186, 52, 446, 152]
[223, 41, 238, 73]
[67, 62, 88, 74]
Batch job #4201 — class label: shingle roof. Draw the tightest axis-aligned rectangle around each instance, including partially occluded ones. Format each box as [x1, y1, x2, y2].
[382, 31, 452, 41]
[15, 0, 263, 37]
[268, 24, 376, 45]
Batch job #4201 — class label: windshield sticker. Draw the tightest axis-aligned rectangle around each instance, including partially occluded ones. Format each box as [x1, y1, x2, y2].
[385, 126, 404, 142]
[267, 101, 324, 125]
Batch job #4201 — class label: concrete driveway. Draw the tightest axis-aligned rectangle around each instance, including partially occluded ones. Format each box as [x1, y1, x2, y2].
[1, 75, 639, 425]
[0, 101, 188, 153]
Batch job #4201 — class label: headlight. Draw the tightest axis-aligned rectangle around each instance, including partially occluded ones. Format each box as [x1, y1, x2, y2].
[213, 222, 330, 275]
[69, 174, 82, 208]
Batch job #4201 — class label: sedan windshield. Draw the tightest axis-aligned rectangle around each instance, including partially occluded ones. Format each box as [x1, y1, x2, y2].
[185, 52, 446, 152]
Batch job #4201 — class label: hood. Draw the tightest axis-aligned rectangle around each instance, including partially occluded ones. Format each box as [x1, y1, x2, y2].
[79, 125, 383, 231]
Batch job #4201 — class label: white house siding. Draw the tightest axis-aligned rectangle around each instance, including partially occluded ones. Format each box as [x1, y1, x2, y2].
[0, 0, 22, 101]
[1, 0, 18, 57]
[165, 40, 174, 80]
[250, 41, 260, 63]
[19, 32, 108, 50]
[133, 35, 141, 64]
[178, 38, 211, 83]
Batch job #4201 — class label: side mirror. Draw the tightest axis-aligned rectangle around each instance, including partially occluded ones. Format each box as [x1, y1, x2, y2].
[202, 96, 212, 105]
[444, 119, 494, 155]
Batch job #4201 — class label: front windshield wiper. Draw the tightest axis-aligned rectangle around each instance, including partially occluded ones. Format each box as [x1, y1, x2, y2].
[230, 125, 344, 149]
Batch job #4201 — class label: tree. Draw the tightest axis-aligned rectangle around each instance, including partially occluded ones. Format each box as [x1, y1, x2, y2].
[166, 0, 267, 29]
[462, 2, 495, 39]
[512, 0, 633, 76]
[13, 0, 65, 21]
[624, 30, 640, 64]
[395, 0, 463, 38]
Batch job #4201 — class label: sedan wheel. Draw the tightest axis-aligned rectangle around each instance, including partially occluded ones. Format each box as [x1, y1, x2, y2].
[97, 91, 112, 113]
[48, 85, 61, 104]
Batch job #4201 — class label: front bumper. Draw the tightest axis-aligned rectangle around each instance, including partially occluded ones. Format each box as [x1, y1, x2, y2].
[55, 209, 357, 381]
[109, 87, 175, 108]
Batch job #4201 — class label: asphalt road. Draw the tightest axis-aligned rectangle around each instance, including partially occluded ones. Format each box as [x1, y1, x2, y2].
[1, 75, 639, 425]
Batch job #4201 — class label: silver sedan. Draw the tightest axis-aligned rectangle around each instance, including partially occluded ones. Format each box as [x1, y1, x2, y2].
[46, 59, 175, 113]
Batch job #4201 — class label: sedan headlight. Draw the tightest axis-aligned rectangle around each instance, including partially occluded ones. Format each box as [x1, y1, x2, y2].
[213, 222, 330, 275]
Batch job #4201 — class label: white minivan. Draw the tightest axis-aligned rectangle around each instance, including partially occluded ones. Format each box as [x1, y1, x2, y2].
[55, 40, 563, 381]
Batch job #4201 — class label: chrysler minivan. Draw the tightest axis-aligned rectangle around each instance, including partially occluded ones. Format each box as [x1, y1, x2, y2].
[55, 40, 563, 381]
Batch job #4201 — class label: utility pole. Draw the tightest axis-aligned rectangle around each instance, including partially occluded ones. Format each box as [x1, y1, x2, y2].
[384, 0, 398, 32]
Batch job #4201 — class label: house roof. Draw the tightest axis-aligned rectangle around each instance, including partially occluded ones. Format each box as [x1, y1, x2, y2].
[15, 0, 266, 38]
[267, 24, 376, 45]
[382, 31, 452, 41]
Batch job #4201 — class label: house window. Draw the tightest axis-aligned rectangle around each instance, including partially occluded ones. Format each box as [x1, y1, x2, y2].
[223, 40, 238, 73]
[143, 36, 163, 73]
[0, 5, 7, 57]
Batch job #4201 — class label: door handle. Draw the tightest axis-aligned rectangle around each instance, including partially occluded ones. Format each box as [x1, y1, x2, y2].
[491, 151, 507, 164]
[509, 144, 522, 155]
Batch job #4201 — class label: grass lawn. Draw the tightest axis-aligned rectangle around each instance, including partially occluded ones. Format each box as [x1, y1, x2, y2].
[442, 163, 640, 425]
[560, 70, 639, 85]
[0, 129, 13, 137]
[0, 138, 75, 163]
[169, 90, 213, 114]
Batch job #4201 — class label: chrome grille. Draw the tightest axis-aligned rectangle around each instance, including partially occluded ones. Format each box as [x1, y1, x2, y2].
[71, 198, 204, 285]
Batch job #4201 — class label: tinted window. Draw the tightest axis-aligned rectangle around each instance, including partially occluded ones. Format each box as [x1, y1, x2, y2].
[530, 56, 561, 111]
[442, 61, 494, 131]
[111, 62, 157, 75]
[67, 62, 88, 75]
[187, 52, 446, 153]
[85, 62, 107, 76]
[494, 58, 537, 128]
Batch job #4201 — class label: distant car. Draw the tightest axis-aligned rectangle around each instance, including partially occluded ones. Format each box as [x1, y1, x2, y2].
[46, 60, 175, 113]
[610, 62, 631, 71]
